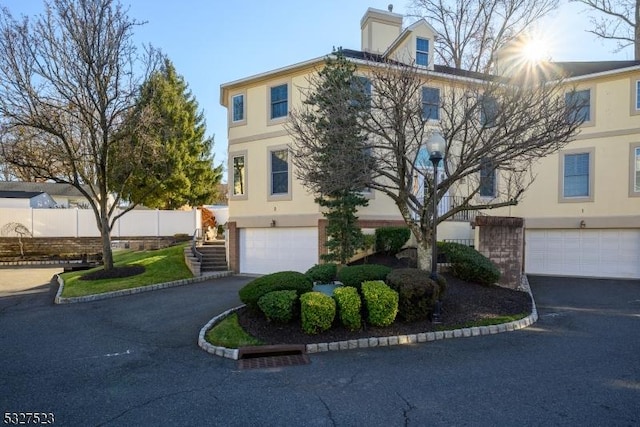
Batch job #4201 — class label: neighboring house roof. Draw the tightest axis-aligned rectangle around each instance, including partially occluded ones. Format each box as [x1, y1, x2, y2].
[0, 190, 44, 199]
[554, 61, 640, 77]
[0, 182, 88, 198]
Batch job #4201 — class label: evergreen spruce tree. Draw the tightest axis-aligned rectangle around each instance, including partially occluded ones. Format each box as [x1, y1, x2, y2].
[119, 59, 222, 209]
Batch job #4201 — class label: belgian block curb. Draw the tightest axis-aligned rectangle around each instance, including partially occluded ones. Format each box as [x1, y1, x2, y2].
[54, 271, 233, 304]
[198, 275, 539, 360]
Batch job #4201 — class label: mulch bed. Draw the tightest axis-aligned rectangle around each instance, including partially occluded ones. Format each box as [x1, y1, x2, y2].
[237, 271, 532, 346]
[78, 265, 145, 281]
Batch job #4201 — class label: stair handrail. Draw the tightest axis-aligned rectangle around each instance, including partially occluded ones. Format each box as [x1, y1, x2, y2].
[191, 228, 203, 263]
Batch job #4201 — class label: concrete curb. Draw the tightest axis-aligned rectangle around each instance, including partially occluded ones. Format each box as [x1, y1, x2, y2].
[199, 275, 538, 360]
[54, 271, 233, 304]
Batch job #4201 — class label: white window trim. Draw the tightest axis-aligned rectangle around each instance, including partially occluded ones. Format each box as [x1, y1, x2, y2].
[629, 142, 640, 197]
[631, 78, 640, 116]
[229, 91, 247, 128]
[229, 150, 248, 201]
[267, 145, 292, 201]
[566, 86, 596, 127]
[267, 81, 291, 125]
[558, 147, 595, 203]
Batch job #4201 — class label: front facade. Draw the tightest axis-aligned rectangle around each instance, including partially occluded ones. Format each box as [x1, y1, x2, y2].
[491, 62, 640, 278]
[222, 7, 640, 279]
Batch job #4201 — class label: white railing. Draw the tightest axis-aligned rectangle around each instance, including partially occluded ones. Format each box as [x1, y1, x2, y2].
[0, 207, 202, 237]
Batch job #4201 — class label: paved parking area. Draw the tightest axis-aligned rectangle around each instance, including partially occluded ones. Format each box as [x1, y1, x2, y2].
[0, 274, 638, 425]
[0, 267, 62, 297]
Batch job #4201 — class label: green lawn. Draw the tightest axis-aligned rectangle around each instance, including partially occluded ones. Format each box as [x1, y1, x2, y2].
[60, 243, 193, 298]
[205, 313, 264, 348]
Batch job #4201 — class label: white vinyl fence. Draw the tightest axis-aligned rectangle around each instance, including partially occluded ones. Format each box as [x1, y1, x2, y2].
[0, 208, 201, 237]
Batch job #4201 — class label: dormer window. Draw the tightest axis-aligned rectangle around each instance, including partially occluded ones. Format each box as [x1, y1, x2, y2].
[416, 38, 429, 67]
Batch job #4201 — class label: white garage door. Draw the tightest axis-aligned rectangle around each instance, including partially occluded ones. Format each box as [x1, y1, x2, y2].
[239, 227, 319, 275]
[525, 229, 640, 279]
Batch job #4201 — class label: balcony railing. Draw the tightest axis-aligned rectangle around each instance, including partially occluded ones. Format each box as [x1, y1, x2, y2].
[436, 195, 476, 222]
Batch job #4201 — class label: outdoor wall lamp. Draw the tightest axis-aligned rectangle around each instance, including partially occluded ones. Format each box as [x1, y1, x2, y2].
[270, 219, 277, 228]
[425, 131, 446, 324]
[579, 219, 586, 229]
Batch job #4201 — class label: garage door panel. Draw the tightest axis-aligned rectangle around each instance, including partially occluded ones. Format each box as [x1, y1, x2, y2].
[525, 229, 640, 279]
[239, 228, 318, 275]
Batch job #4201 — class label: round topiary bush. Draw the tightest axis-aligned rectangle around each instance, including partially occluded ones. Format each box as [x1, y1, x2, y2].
[333, 286, 362, 331]
[361, 280, 398, 327]
[300, 291, 336, 335]
[238, 271, 313, 310]
[257, 290, 299, 323]
[337, 264, 392, 290]
[305, 263, 338, 283]
[386, 268, 439, 322]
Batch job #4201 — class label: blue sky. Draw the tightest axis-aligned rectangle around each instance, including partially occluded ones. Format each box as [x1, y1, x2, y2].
[2, 1, 634, 175]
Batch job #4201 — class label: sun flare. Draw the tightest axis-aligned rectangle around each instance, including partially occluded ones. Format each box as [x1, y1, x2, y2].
[521, 37, 551, 64]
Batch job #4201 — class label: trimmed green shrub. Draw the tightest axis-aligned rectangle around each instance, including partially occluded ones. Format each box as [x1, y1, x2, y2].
[337, 264, 392, 290]
[257, 290, 298, 323]
[437, 242, 500, 285]
[333, 286, 362, 330]
[361, 280, 398, 327]
[300, 292, 336, 335]
[386, 268, 439, 322]
[239, 271, 313, 309]
[375, 227, 411, 254]
[305, 263, 338, 283]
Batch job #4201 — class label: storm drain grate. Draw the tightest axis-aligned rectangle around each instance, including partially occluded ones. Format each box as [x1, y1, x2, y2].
[238, 353, 311, 370]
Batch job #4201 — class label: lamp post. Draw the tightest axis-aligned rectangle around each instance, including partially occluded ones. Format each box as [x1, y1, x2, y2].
[425, 131, 446, 324]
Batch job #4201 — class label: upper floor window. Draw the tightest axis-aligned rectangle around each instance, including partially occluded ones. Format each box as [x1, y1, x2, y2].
[565, 89, 591, 123]
[563, 152, 591, 198]
[479, 158, 496, 197]
[636, 80, 640, 110]
[416, 38, 429, 67]
[232, 94, 244, 122]
[480, 95, 498, 127]
[631, 143, 640, 197]
[270, 149, 289, 195]
[232, 154, 246, 196]
[422, 87, 440, 121]
[351, 76, 372, 109]
[270, 84, 288, 119]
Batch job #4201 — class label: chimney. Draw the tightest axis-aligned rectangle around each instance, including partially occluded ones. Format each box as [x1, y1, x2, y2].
[361, 7, 403, 54]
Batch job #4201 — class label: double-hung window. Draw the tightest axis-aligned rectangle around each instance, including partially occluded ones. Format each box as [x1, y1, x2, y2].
[416, 38, 429, 67]
[232, 94, 244, 122]
[350, 76, 372, 109]
[479, 158, 496, 197]
[565, 89, 591, 123]
[270, 84, 288, 119]
[422, 87, 440, 121]
[636, 80, 640, 111]
[563, 152, 591, 198]
[270, 149, 289, 196]
[631, 144, 640, 196]
[480, 95, 498, 127]
[232, 154, 246, 196]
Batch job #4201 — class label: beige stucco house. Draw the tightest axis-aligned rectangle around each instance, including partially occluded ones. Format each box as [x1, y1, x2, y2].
[221, 6, 640, 279]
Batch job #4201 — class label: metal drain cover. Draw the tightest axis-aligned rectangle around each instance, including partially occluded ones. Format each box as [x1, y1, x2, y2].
[238, 353, 311, 370]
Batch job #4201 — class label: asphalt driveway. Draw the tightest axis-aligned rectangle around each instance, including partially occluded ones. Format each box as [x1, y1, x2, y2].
[0, 273, 638, 426]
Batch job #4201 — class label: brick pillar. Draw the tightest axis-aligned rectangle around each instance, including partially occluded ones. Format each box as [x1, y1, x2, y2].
[317, 219, 328, 263]
[227, 221, 240, 273]
[475, 216, 524, 289]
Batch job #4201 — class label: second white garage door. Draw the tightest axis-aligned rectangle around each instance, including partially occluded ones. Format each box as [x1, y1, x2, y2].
[239, 227, 319, 275]
[525, 229, 640, 279]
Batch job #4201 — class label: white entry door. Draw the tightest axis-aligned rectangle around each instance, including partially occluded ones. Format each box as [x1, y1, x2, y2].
[525, 229, 640, 279]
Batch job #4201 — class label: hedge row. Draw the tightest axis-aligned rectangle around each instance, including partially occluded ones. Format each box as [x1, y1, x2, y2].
[437, 242, 500, 285]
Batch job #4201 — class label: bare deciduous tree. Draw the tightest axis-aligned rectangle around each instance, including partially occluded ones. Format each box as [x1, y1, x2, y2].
[0, 0, 163, 270]
[291, 53, 583, 269]
[1, 222, 31, 257]
[573, 0, 640, 59]
[409, 0, 558, 72]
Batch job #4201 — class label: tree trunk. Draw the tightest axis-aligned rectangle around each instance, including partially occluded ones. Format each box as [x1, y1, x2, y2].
[416, 241, 433, 272]
[100, 215, 114, 270]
